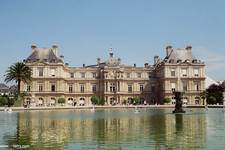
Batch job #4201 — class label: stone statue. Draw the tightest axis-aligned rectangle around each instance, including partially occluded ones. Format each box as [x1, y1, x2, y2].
[173, 91, 185, 113]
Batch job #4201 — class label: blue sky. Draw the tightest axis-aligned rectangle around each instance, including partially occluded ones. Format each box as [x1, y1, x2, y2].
[0, 0, 225, 83]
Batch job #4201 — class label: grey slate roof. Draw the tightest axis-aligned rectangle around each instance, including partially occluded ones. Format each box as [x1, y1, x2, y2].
[164, 47, 200, 64]
[25, 48, 63, 63]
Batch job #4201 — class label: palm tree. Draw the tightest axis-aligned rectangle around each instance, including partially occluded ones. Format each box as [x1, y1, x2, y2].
[4, 62, 32, 97]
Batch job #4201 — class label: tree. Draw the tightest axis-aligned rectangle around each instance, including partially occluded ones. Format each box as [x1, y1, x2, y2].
[163, 97, 171, 104]
[98, 98, 105, 105]
[133, 97, 141, 105]
[58, 98, 65, 105]
[0, 96, 8, 106]
[200, 90, 207, 105]
[207, 96, 216, 104]
[91, 96, 105, 105]
[91, 96, 98, 105]
[4, 62, 32, 97]
[0, 96, 15, 107]
[206, 84, 224, 105]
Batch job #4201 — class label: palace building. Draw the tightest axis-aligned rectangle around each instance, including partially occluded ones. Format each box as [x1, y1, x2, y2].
[21, 45, 205, 106]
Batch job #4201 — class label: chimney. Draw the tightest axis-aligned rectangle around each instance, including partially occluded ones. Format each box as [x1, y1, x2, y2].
[134, 63, 136, 67]
[52, 45, 58, 56]
[97, 57, 101, 65]
[186, 45, 192, 51]
[144, 63, 149, 68]
[31, 44, 37, 53]
[154, 56, 160, 65]
[118, 58, 121, 64]
[166, 45, 173, 56]
[83, 64, 86, 67]
[60, 55, 64, 62]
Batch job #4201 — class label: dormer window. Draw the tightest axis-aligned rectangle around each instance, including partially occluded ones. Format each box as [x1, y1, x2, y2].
[177, 59, 182, 63]
[192, 59, 198, 63]
[185, 59, 190, 63]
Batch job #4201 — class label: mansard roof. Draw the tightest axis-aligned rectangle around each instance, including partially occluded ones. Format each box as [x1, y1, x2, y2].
[25, 45, 63, 63]
[164, 46, 203, 64]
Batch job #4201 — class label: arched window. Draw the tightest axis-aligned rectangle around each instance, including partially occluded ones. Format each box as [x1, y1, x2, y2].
[38, 98, 43, 106]
[68, 97, 73, 105]
[79, 97, 85, 106]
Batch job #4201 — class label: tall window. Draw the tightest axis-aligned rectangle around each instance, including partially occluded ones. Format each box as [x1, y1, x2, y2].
[50, 68, 56, 77]
[70, 73, 74, 78]
[110, 83, 116, 92]
[148, 73, 152, 78]
[117, 81, 120, 92]
[137, 73, 142, 78]
[194, 82, 200, 91]
[171, 68, 175, 77]
[81, 72, 85, 78]
[182, 69, 187, 77]
[128, 84, 132, 93]
[27, 85, 31, 92]
[127, 73, 130, 78]
[92, 84, 97, 93]
[38, 68, 44, 77]
[38, 83, 43, 92]
[92, 72, 96, 78]
[140, 84, 144, 92]
[51, 84, 56, 92]
[171, 82, 176, 91]
[80, 84, 84, 93]
[69, 84, 73, 93]
[194, 68, 199, 77]
[182, 81, 188, 91]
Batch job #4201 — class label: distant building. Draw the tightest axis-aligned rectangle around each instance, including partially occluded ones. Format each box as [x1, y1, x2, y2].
[21, 44, 205, 106]
[0, 83, 9, 95]
[0, 83, 17, 96]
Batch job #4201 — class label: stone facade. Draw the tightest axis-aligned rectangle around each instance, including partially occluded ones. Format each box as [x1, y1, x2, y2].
[21, 45, 205, 106]
[154, 46, 205, 104]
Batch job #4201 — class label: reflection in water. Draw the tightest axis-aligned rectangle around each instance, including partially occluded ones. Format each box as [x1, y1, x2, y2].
[0, 109, 207, 150]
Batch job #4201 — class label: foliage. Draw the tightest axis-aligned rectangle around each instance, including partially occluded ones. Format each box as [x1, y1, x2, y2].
[91, 96, 105, 105]
[207, 96, 216, 104]
[0, 95, 15, 107]
[58, 98, 65, 104]
[91, 96, 98, 105]
[98, 98, 105, 105]
[4, 62, 32, 96]
[206, 84, 224, 104]
[133, 97, 141, 105]
[163, 97, 171, 104]
[0, 96, 8, 106]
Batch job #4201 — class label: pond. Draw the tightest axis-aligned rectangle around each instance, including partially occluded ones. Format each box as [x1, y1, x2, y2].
[0, 108, 225, 150]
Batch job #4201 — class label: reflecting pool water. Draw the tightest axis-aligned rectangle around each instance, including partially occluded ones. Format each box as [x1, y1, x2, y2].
[0, 108, 225, 150]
